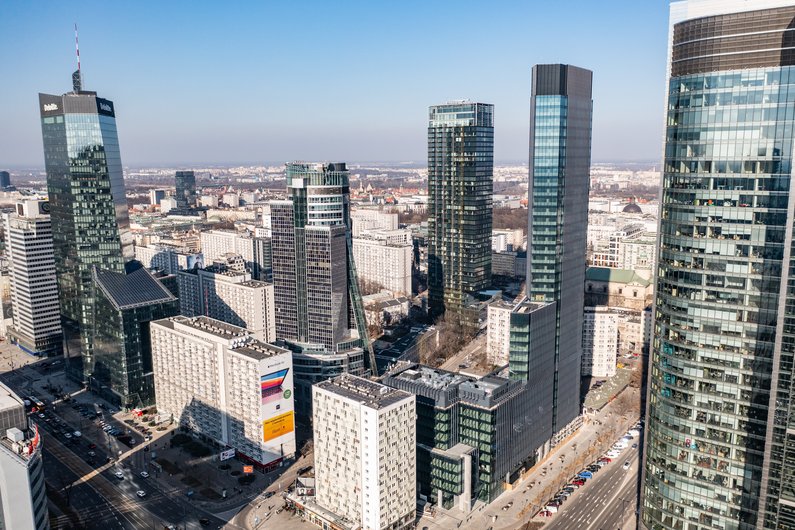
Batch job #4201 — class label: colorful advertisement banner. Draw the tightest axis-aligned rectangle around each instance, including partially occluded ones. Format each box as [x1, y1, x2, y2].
[262, 410, 294, 442]
[261, 368, 290, 405]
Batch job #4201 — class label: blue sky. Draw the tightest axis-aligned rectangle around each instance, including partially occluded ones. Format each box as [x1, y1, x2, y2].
[1, 1, 671, 167]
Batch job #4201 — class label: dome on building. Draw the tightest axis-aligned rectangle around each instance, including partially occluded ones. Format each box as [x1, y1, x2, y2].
[622, 202, 642, 214]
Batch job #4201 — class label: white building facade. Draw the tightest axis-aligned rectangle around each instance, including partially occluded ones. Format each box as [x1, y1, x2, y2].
[350, 210, 399, 237]
[582, 306, 618, 378]
[486, 301, 513, 366]
[176, 267, 275, 342]
[3, 200, 62, 356]
[134, 244, 203, 275]
[352, 229, 413, 296]
[200, 230, 254, 267]
[313, 374, 416, 530]
[151, 316, 295, 468]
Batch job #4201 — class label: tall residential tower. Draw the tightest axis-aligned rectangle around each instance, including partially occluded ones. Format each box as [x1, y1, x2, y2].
[526, 64, 593, 438]
[642, 2, 795, 529]
[427, 102, 493, 319]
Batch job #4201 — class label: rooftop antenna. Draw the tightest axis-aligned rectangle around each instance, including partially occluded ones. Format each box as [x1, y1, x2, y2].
[72, 24, 82, 92]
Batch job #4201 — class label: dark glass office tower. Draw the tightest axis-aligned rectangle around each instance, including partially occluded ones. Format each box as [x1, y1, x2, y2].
[175, 170, 196, 208]
[0, 171, 10, 189]
[427, 102, 493, 319]
[641, 3, 795, 529]
[39, 87, 134, 383]
[270, 162, 374, 416]
[526, 64, 592, 438]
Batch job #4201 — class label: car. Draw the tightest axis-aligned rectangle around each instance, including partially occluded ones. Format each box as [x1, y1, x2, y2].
[623, 461, 631, 470]
[73, 431, 81, 437]
[578, 471, 593, 479]
[587, 465, 600, 472]
[114, 471, 124, 479]
[88, 451, 96, 457]
[199, 518, 210, 526]
[136, 490, 146, 498]
[545, 505, 559, 513]
[562, 487, 575, 493]
[566, 483, 579, 489]
[598, 457, 612, 463]
[558, 491, 571, 498]
[89, 443, 97, 449]
[547, 500, 562, 508]
[38, 413, 45, 419]
[572, 478, 586, 486]
[64, 433, 72, 439]
[140, 471, 149, 478]
[632, 443, 639, 449]
[264, 491, 274, 498]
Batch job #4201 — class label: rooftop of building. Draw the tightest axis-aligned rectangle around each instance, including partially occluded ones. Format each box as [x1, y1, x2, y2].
[390, 364, 470, 391]
[586, 267, 651, 287]
[315, 373, 412, 410]
[164, 315, 250, 340]
[232, 340, 289, 361]
[0, 381, 25, 413]
[512, 298, 554, 314]
[93, 262, 177, 311]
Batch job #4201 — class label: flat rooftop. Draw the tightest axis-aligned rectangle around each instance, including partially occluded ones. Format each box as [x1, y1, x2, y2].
[316, 374, 411, 410]
[233, 341, 289, 361]
[392, 365, 469, 391]
[0, 382, 25, 413]
[166, 315, 250, 339]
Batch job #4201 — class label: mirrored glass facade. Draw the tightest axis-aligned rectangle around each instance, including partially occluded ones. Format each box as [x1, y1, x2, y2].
[427, 102, 493, 319]
[642, 4, 795, 529]
[39, 91, 133, 383]
[527, 65, 592, 435]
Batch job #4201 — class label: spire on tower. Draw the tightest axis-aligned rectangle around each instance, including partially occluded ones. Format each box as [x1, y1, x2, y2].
[72, 24, 82, 92]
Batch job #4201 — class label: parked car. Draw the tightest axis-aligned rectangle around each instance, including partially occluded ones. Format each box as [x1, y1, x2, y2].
[632, 443, 639, 449]
[114, 471, 124, 479]
[578, 471, 593, 479]
[136, 490, 146, 498]
[140, 471, 150, 478]
[545, 505, 558, 513]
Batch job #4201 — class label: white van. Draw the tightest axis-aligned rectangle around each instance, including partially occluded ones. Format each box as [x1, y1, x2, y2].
[545, 505, 559, 513]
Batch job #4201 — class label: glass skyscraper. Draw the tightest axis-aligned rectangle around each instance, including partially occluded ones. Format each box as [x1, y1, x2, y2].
[427, 102, 493, 319]
[642, 2, 795, 529]
[527, 64, 593, 437]
[39, 87, 133, 383]
[174, 170, 196, 208]
[270, 162, 373, 417]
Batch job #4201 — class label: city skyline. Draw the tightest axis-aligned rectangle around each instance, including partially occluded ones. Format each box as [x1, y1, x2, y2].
[1, 1, 668, 167]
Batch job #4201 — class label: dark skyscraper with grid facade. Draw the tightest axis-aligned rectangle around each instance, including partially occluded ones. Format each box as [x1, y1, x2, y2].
[270, 162, 374, 416]
[526, 64, 593, 438]
[427, 102, 493, 319]
[641, 2, 795, 529]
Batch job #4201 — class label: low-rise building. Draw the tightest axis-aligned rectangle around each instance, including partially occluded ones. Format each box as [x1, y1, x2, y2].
[312, 374, 415, 530]
[151, 316, 295, 469]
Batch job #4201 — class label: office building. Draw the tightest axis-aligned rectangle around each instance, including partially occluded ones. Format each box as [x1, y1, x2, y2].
[174, 170, 196, 208]
[151, 316, 295, 468]
[149, 189, 166, 206]
[427, 101, 493, 318]
[581, 306, 617, 378]
[312, 374, 415, 530]
[91, 262, 180, 407]
[4, 200, 62, 357]
[352, 229, 413, 296]
[0, 383, 48, 530]
[39, 80, 134, 383]
[526, 64, 593, 438]
[135, 244, 203, 275]
[159, 197, 178, 214]
[383, 362, 546, 507]
[252, 236, 272, 282]
[177, 264, 276, 342]
[270, 162, 373, 416]
[222, 192, 239, 208]
[642, 2, 795, 529]
[0, 171, 11, 189]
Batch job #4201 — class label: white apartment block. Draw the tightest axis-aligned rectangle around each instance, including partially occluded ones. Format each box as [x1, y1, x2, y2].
[352, 229, 413, 296]
[160, 197, 178, 213]
[222, 192, 240, 207]
[492, 228, 524, 252]
[487, 301, 513, 366]
[200, 230, 254, 267]
[151, 316, 295, 467]
[135, 244, 204, 275]
[177, 267, 275, 342]
[313, 374, 416, 530]
[350, 209, 399, 237]
[582, 306, 618, 378]
[3, 200, 62, 356]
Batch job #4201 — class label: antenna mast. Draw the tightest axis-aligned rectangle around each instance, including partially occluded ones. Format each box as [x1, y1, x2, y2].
[72, 24, 82, 92]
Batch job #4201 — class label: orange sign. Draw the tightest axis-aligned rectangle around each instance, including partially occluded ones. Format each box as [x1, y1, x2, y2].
[262, 411, 294, 442]
[243, 465, 254, 474]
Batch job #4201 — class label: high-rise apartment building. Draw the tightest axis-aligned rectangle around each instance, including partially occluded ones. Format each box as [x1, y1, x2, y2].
[350, 209, 399, 237]
[526, 64, 592, 437]
[177, 264, 276, 342]
[200, 230, 255, 270]
[174, 170, 196, 208]
[427, 101, 493, 318]
[151, 316, 295, 468]
[134, 244, 203, 275]
[4, 200, 62, 357]
[0, 383, 48, 530]
[581, 306, 617, 378]
[39, 82, 134, 382]
[312, 374, 415, 530]
[352, 229, 413, 296]
[642, 2, 795, 529]
[486, 300, 513, 366]
[270, 162, 374, 416]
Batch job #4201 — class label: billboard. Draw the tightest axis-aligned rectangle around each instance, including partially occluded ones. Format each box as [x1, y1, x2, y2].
[258, 351, 296, 464]
[220, 448, 236, 461]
